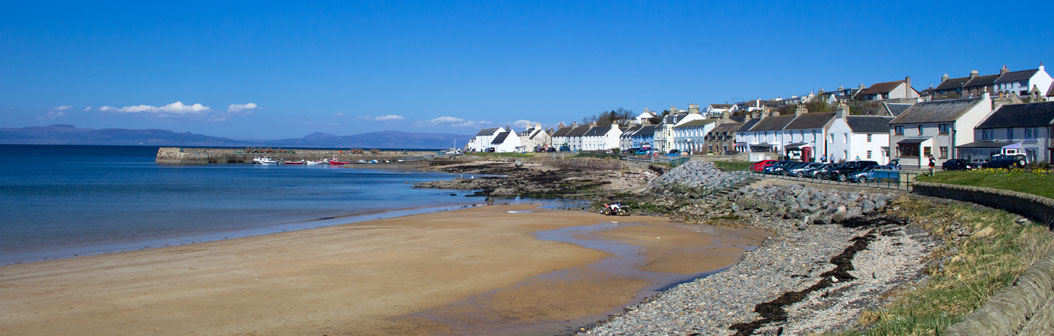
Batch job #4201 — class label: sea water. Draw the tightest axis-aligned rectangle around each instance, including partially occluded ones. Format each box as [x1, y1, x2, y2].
[0, 145, 497, 264]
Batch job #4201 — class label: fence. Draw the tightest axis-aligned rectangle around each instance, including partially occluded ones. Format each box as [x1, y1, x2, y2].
[618, 155, 689, 167]
[711, 161, 919, 191]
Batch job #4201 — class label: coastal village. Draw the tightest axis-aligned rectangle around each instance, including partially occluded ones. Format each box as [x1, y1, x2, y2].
[467, 63, 1054, 169]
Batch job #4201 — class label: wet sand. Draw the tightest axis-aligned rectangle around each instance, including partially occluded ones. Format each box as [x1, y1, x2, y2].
[0, 204, 766, 335]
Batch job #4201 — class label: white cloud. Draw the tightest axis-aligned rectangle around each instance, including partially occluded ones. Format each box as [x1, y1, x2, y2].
[420, 116, 493, 128]
[511, 119, 537, 129]
[100, 101, 211, 116]
[52, 105, 72, 111]
[38, 111, 65, 120]
[335, 113, 345, 117]
[83, 106, 92, 112]
[227, 102, 258, 113]
[358, 114, 405, 121]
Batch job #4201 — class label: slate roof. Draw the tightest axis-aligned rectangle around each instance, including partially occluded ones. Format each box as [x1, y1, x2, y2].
[709, 104, 734, 109]
[620, 125, 642, 138]
[673, 119, 717, 128]
[711, 122, 743, 134]
[737, 118, 761, 133]
[634, 125, 656, 137]
[551, 126, 573, 137]
[784, 113, 835, 130]
[964, 74, 999, 89]
[884, 103, 913, 117]
[476, 128, 499, 136]
[584, 126, 612, 137]
[859, 80, 904, 95]
[566, 125, 591, 137]
[662, 113, 689, 125]
[749, 115, 796, 131]
[729, 115, 747, 123]
[1048, 82, 1054, 97]
[491, 131, 510, 144]
[846, 116, 894, 133]
[995, 69, 1039, 83]
[976, 102, 1054, 129]
[958, 140, 1016, 148]
[889, 98, 982, 124]
[935, 76, 971, 91]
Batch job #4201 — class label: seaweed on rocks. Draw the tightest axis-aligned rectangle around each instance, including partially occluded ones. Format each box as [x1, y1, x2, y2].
[729, 216, 907, 335]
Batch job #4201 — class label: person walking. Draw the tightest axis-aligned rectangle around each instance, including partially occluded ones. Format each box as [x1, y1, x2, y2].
[928, 156, 936, 176]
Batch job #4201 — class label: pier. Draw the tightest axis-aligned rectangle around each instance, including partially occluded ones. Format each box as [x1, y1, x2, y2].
[155, 147, 441, 164]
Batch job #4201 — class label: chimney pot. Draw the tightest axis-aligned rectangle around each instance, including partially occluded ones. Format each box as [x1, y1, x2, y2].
[970, 70, 979, 78]
[941, 74, 949, 82]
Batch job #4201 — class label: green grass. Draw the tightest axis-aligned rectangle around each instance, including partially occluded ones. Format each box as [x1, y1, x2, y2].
[466, 152, 534, 158]
[712, 160, 754, 171]
[919, 170, 1054, 199]
[842, 198, 1054, 335]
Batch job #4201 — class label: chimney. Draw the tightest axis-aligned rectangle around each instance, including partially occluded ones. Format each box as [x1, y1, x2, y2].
[1000, 65, 1009, 75]
[969, 70, 979, 78]
[669, 106, 678, 114]
[535, 122, 542, 130]
[837, 84, 844, 91]
[571, 121, 577, 127]
[905, 76, 912, 96]
[770, 110, 780, 117]
[688, 104, 700, 114]
[721, 110, 730, 121]
[982, 87, 990, 101]
[610, 123, 619, 130]
[589, 121, 597, 127]
[858, 84, 865, 90]
[835, 104, 848, 119]
[941, 74, 949, 82]
[1040, 62, 1046, 73]
[795, 105, 806, 117]
[557, 122, 565, 129]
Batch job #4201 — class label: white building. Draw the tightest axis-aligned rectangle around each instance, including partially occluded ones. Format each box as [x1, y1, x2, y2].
[466, 127, 505, 152]
[581, 124, 622, 151]
[634, 109, 656, 125]
[889, 93, 992, 168]
[654, 105, 705, 153]
[517, 123, 551, 151]
[993, 63, 1053, 99]
[706, 104, 738, 117]
[671, 119, 717, 154]
[489, 128, 522, 153]
[960, 101, 1054, 164]
[780, 107, 835, 162]
[826, 110, 894, 164]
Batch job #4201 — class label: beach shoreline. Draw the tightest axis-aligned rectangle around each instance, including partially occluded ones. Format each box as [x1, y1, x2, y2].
[0, 203, 767, 335]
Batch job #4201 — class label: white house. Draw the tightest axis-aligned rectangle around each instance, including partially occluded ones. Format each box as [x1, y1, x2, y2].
[857, 77, 919, 101]
[563, 124, 591, 151]
[634, 109, 656, 125]
[826, 110, 894, 164]
[960, 101, 1054, 164]
[740, 111, 796, 154]
[467, 127, 504, 152]
[517, 123, 551, 151]
[582, 124, 622, 151]
[888, 93, 992, 168]
[780, 107, 835, 162]
[631, 125, 657, 150]
[489, 128, 522, 153]
[706, 104, 738, 117]
[733, 117, 762, 153]
[994, 63, 1053, 99]
[672, 119, 718, 154]
[620, 125, 642, 151]
[654, 105, 705, 153]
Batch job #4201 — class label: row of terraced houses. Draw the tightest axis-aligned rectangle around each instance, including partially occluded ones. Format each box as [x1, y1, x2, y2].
[465, 63, 1054, 167]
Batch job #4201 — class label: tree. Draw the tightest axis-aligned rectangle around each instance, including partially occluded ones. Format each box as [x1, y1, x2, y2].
[805, 99, 834, 113]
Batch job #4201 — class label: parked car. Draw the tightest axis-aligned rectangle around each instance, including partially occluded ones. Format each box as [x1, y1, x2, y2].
[751, 160, 777, 173]
[982, 154, 1027, 169]
[849, 164, 901, 183]
[667, 149, 681, 156]
[803, 163, 831, 179]
[828, 160, 880, 182]
[942, 159, 977, 171]
[763, 160, 795, 174]
[783, 162, 821, 177]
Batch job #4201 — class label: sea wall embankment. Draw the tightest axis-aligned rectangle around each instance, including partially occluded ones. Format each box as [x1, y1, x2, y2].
[912, 182, 1054, 336]
[155, 147, 438, 164]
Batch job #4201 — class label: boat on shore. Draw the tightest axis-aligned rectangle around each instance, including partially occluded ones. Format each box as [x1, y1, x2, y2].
[305, 160, 325, 165]
[284, 160, 305, 165]
[326, 158, 350, 165]
[252, 157, 279, 165]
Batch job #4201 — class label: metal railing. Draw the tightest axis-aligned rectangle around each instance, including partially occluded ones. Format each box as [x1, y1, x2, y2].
[711, 161, 918, 191]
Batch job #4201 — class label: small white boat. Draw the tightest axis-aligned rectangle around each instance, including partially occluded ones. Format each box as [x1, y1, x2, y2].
[252, 157, 278, 165]
[305, 159, 325, 165]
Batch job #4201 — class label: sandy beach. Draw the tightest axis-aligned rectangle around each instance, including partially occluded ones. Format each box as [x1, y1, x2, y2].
[0, 204, 766, 335]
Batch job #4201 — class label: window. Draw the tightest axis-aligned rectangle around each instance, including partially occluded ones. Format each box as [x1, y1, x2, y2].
[897, 144, 919, 157]
[867, 134, 872, 142]
[1007, 128, 1014, 139]
[829, 134, 835, 142]
[924, 146, 932, 157]
[1025, 128, 1034, 139]
[918, 125, 924, 135]
[894, 126, 904, 135]
[940, 146, 948, 159]
[866, 150, 872, 159]
[938, 124, 950, 134]
[982, 129, 993, 140]
[843, 133, 848, 144]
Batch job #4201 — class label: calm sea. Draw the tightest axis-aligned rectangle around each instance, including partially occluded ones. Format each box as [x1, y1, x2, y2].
[0, 145, 507, 264]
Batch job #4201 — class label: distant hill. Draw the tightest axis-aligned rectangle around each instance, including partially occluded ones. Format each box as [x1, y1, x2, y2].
[0, 124, 474, 149]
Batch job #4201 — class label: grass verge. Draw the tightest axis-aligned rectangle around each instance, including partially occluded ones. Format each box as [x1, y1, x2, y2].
[466, 152, 534, 158]
[843, 198, 1054, 335]
[919, 170, 1054, 199]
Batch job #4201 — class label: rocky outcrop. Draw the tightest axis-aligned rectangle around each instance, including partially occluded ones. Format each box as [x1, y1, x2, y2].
[648, 161, 750, 197]
[724, 185, 895, 230]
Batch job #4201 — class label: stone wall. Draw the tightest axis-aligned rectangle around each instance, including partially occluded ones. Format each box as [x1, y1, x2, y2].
[912, 182, 1054, 335]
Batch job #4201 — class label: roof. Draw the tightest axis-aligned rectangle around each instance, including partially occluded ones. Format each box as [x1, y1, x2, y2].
[709, 104, 734, 109]
[749, 115, 796, 132]
[737, 118, 761, 133]
[673, 119, 717, 129]
[491, 131, 510, 145]
[935, 76, 971, 91]
[859, 80, 904, 95]
[584, 126, 615, 137]
[846, 116, 893, 133]
[662, 113, 689, 125]
[964, 74, 999, 89]
[890, 98, 982, 124]
[729, 115, 747, 122]
[884, 103, 913, 116]
[897, 137, 931, 145]
[551, 126, 573, 137]
[1048, 82, 1054, 97]
[995, 69, 1039, 83]
[620, 125, 642, 138]
[634, 125, 657, 137]
[711, 122, 743, 133]
[957, 140, 1016, 148]
[784, 112, 835, 130]
[476, 128, 499, 136]
[566, 125, 591, 137]
[976, 101, 1054, 129]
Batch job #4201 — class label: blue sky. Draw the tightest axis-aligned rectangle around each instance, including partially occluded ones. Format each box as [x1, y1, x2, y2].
[2, 1, 1052, 139]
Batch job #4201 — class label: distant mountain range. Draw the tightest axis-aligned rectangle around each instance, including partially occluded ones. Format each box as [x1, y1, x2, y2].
[0, 124, 474, 149]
